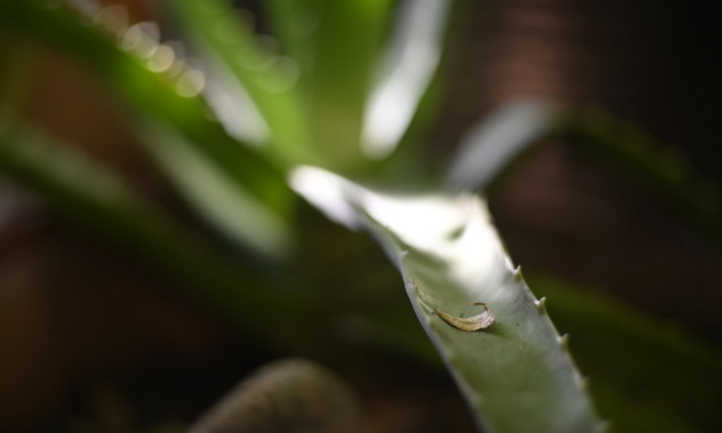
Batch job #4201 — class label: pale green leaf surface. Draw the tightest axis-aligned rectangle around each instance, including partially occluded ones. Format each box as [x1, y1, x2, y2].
[142, 124, 290, 257]
[361, 0, 452, 159]
[446, 101, 555, 190]
[290, 166, 604, 433]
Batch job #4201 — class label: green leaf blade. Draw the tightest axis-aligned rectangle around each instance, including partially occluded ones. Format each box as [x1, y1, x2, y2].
[142, 124, 291, 257]
[290, 166, 604, 433]
[361, 0, 452, 159]
[169, 0, 317, 167]
[266, 0, 395, 171]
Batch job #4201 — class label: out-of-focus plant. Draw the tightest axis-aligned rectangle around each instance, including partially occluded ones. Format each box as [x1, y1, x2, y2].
[1, 1, 721, 432]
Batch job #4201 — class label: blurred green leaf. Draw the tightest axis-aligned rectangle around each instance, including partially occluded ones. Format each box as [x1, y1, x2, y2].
[446, 101, 556, 190]
[143, 123, 291, 257]
[169, 0, 317, 168]
[0, 1, 293, 257]
[361, 0, 452, 159]
[263, 0, 323, 91]
[290, 166, 604, 433]
[265, 0, 394, 171]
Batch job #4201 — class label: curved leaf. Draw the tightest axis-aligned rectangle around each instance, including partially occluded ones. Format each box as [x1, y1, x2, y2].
[290, 166, 604, 433]
[446, 101, 555, 190]
[361, 0, 452, 159]
[142, 123, 290, 257]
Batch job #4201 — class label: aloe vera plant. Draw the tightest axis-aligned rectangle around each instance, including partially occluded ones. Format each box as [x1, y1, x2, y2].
[1, 1, 721, 432]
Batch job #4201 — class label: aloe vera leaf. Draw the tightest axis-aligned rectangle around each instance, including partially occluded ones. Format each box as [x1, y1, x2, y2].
[168, 0, 318, 167]
[294, 215, 721, 433]
[445, 101, 556, 190]
[361, 0, 452, 159]
[202, 62, 270, 146]
[142, 123, 290, 257]
[262, 0, 323, 84]
[445, 101, 722, 239]
[290, 166, 604, 433]
[265, 0, 394, 171]
[0, 1, 293, 257]
[307, 0, 393, 170]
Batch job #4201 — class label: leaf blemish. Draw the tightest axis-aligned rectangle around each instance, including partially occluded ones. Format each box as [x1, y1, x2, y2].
[446, 223, 466, 240]
[435, 302, 495, 331]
